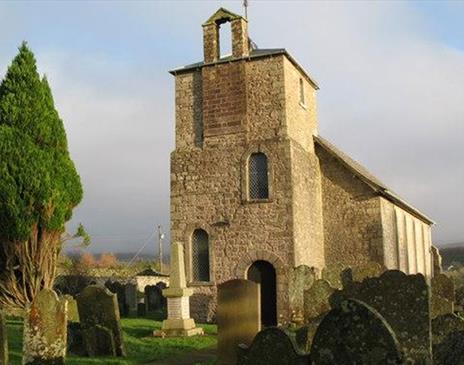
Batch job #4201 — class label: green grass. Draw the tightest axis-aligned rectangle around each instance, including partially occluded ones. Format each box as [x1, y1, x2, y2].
[7, 317, 217, 365]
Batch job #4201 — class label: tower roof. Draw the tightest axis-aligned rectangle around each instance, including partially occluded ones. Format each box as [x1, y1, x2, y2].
[169, 48, 319, 90]
[203, 7, 246, 26]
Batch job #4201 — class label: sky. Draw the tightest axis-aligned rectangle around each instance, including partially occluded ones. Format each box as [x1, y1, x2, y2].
[0, 1, 463, 255]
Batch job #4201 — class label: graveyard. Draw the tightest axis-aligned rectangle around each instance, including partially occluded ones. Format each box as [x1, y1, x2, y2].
[1, 3, 464, 365]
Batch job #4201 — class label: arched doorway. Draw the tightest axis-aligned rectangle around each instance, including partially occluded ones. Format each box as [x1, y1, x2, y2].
[247, 260, 277, 327]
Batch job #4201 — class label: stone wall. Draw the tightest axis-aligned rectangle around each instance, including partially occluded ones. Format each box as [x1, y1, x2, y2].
[316, 146, 384, 268]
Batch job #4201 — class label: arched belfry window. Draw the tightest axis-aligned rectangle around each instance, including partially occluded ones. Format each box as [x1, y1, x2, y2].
[191, 229, 210, 282]
[248, 152, 269, 200]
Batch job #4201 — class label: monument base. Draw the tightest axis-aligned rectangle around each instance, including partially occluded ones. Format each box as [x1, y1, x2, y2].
[158, 318, 204, 337]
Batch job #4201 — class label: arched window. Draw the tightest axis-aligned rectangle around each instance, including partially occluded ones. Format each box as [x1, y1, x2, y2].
[248, 152, 269, 200]
[191, 229, 210, 282]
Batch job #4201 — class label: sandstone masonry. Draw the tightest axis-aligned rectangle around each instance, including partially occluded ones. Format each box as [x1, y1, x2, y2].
[169, 8, 436, 323]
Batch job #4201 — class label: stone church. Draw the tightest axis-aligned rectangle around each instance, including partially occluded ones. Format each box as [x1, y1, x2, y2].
[169, 8, 436, 324]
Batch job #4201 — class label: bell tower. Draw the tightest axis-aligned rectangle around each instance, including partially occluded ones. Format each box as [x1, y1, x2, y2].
[169, 8, 325, 323]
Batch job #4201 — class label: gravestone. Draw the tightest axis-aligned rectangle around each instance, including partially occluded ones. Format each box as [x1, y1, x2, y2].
[288, 265, 315, 317]
[295, 316, 324, 352]
[105, 281, 129, 317]
[431, 274, 455, 319]
[23, 289, 67, 365]
[137, 300, 146, 317]
[303, 279, 335, 322]
[431, 246, 443, 275]
[63, 295, 79, 322]
[351, 261, 386, 283]
[333, 270, 432, 364]
[432, 313, 464, 346]
[0, 311, 8, 365]
[217, 279, 261, 365]
[311, 299, 403, 365]
[124, 283, 137, 313]
[321, 263, 345, 289]
[433, 330, 464, 365]
[76, 285, 126, 357]
[237, 327, 310, 365]
[145, 284, 166, 312]
[161, 242, 203, 337]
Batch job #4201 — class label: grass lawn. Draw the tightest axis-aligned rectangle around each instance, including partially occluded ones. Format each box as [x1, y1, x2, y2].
[6, 317, 217, 365]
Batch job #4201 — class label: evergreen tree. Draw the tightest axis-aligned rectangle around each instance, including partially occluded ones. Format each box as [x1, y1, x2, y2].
[0, 42, 83, 309]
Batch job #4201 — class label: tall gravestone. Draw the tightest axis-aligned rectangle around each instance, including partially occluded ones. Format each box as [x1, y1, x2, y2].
[218, 279, 261, 365]
[0, 311, 8, 365]
[431, 274, 455, 319]
[23, 289, 67, 365]
[311, 299, 403, 365]
[105, 281, 129, 317]
[161, 242, 203, 337]
[303, 279, 335, 323]
[145, 284, 166, 313]
[76, 285, 126, 357]
[237, 327, 310, 365]
[288, 265, 315, 318]
[333, 270, 432, 364]
[124, 283, 137, 313]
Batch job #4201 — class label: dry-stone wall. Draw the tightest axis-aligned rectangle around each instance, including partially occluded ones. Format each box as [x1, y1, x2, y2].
[0, 311, 7, 365]
[76, 285, 126, 357]
[23, 289, 67, 365]
[333, 270, 432, 364]
[311, 299, 403, 365]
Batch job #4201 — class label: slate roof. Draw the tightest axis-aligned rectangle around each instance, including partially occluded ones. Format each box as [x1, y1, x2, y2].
[314, 135, 434, 225]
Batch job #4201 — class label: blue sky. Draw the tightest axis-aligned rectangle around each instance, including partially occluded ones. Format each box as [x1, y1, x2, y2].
[0, 1, 463, 254]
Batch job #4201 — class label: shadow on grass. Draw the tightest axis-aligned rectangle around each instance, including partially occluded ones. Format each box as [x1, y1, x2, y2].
[7, 317, 216, 365]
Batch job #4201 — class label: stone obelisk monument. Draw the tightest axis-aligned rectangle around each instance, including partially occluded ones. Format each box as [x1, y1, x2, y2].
[160, 242, 204, 337]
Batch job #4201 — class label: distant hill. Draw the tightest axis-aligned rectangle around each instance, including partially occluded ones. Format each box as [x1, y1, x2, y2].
[438, 243, 464, 269]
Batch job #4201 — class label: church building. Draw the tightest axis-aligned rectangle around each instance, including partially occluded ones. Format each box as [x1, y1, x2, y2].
[169, 8, 436, 324]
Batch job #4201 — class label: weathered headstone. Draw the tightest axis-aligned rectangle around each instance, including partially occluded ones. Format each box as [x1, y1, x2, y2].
[63, 295, 79, 322]
[237, 327, 310, 365]
[23, 289, 67, 365]
[432, 313, 464, 346]
[303, 279, 335, 323]
[431, 274, 455, 319]
[0, 311, 8, 365]
[321, 263, 346, 289]
[295, 316, 324, 353]
[161, 242, 203, 337]
[311, 299, 403, 365]
[332, 270, 432, 364]
[351, 261, 386, 282]
[76, 285, 126, 357]
[67, 322, 85, 356]
[105, 281, 129, 317]
[288, 265, 315, 317]
[432, 246, 443, 275]
[433, 330, 464, 365]
[217, 279, 261, 365]
[145, 284, 166, 312]
[137, 300, 146, 317]
[124, 283, 137, 313]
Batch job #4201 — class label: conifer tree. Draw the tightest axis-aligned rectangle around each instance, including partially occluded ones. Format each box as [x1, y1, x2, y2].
[0, 42, 83, 309]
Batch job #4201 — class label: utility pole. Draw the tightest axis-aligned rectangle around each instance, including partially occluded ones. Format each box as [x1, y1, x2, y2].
[243, 0, 248, 19]
[158, 225, 164, 273]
